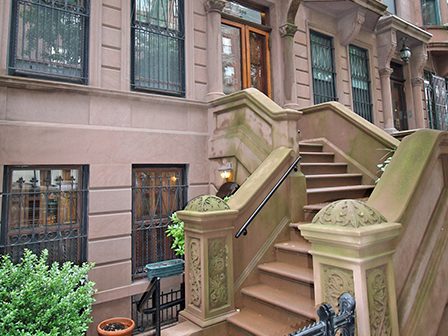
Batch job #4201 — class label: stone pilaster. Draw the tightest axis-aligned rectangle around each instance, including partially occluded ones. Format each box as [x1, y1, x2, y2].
[379, 67, 397, 132]
[205, 0, 227, 101]
[280, 23, 299, 110]
[300, 200, 401, 336]
[410, 44, 428, 129]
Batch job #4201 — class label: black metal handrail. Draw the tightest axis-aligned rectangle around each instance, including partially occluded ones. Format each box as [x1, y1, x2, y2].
[235, 155, 301, 238]
[289, 292, 356, 336]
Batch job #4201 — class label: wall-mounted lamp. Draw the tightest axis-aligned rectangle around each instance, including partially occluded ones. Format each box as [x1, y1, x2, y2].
[218, 162, 233, 181]
[400, 38, 411, 63]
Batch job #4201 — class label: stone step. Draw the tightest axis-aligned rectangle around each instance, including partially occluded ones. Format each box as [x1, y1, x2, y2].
[227, 309, 296, 336]
[305, 173, 363, 188]
[301, 163, 347, 175]
[306, 185, 375, 205]
[299, 152, 335, 163]
[298, 142, 323, 153]
[274, 240, 313, 269]
[241, 284, 316, 320]
[303, 202, 329, 222]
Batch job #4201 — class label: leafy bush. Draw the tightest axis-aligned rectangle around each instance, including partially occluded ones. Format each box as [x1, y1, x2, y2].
[166, 213, 185, 256]
[376, 147, 397, 183]
[0, 249, 95, 336]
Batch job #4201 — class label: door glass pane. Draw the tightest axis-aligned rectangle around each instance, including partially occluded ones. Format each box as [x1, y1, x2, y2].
[221, 24, 242, 94]
[249, 31, 267, 95]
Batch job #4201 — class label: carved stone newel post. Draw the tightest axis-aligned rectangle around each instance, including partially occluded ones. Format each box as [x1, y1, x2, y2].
[177, 195, 237, 329]
[300, 200, 401, 336]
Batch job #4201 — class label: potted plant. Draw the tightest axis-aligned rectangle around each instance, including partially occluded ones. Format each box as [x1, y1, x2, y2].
[97, 317, 135, 336]
[0, 249, 95, 335]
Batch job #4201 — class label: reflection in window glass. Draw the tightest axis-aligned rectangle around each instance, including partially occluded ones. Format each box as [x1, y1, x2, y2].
[421, 0, 440, 25]
[223, 1, 264, 25]
[221, 24, 243, 94]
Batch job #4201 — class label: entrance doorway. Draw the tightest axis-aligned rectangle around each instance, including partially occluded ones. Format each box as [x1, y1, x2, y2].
[390, 62, 408, 131]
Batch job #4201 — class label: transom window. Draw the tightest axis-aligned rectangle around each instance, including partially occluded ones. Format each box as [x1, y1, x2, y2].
[9, 0, 89, 83]
[349, 45, 372, 122]
[221, 1, 271, 96]
[1, 166, 88, 264]
[310, 31, 337, 104]
[131, 0, 185, 96]
[421, 0, 441, 25]
[132, 165, 187, 279]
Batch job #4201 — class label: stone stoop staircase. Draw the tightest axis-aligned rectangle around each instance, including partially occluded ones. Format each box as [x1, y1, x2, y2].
[226, 142, 375, 336]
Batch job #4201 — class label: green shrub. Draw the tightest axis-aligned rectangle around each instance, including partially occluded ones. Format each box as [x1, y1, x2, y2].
[166, 213, 185, 257]
[376, 146, 397, 183]
[0, 249, 95, 336]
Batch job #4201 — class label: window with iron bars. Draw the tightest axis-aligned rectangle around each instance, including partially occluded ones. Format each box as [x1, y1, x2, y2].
[349, 45, 373, 122]
[8, 0, 89, 83]
[132, 165, 187, 279]
[424, 71, 448, 130]
[0, 166, 88, 264]
[310, 31, 337, 104]
[131, 0, 185, 96]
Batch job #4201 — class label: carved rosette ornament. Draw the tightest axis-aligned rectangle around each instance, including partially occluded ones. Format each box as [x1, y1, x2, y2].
[367, 267, 392, 336]
[322, 265, 354, 309]
[204, 0, 227, 14]
[185, 195, 230, 212]
[208, 238, 228, 310]
[312, 199, 387, 228]
[189, 238, 201, 308]
[279, 23, 298, 38]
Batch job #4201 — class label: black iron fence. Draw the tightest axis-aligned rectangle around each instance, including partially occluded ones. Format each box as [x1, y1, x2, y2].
[132, 277, 185, 335]
[9, 0, 89, 83]
[289, 293, 356, 336]
[0, 166, 88, 264]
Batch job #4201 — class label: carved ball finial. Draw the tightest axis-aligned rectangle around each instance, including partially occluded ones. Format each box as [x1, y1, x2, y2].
[312, 199, 387, 228]
[185, 195, 230, 212]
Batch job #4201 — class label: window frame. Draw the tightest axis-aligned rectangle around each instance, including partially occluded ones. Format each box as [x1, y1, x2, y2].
[421, 0, 441, 26]
[8, 0, 90, 84]
[131, 164, 188, 279]
[348, 44, 373, 122]
[0, 165, 89, 264]
[131, 0, 186, 97]
[309, 30, 338, 104]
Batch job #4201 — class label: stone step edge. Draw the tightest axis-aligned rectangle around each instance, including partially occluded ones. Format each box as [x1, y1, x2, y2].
[258, 262, 313, 284]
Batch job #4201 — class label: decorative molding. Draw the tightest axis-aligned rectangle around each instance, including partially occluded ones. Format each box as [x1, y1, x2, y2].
[379, 67, 394, 78]
[410, 44, 428, 79]
[208, 238, 228, 310]
[286, 0, 301, 23]
[322, 265, 354, 309]
[185, 195, 230, 212]
[204, 0, 227, 14]
[312, 199, 387, 228]
[367, 267, 392, 336]
[338, 9, 366, 46]
[411, 77, 424, 87]
[189, 238, 201, 308]
[377, 30, 397, 70]
[280, 23, 298, 38]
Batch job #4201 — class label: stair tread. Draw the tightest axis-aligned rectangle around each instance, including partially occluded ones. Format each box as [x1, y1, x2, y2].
[307, 185, 375, 193]
[258, 262, 313, 283]
[241, 284, 316, 319]
[301, 162, 346, 166]
[305, 173, 363, 179]
[299, 151, 334, 155]
[299, 142, 322, 146]
[275, 240, 310, 254]
[227, 308, 295, 336]
[303, 202, 330, 211]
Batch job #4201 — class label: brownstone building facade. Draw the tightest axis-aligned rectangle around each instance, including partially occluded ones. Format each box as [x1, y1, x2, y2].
[0, 0, 447, 334]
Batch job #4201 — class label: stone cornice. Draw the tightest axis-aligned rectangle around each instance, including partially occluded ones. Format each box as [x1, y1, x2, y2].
[377, 15, 432, 44]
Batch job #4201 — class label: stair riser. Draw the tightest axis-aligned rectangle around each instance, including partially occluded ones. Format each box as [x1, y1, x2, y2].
[227, 324, 253, 336]
[304, 209, 319, 222]
[299, 144, 323, 153]
[242, 295, 314, 331]
[275, 249, 313, 269]
[289, 228, 308, 242]
[258, 272, 314, 299]
[306, 175, 363, 188]
[300, 154, 335, 163]
[301, 165, 347, 175]
[307, 188, 373, 204]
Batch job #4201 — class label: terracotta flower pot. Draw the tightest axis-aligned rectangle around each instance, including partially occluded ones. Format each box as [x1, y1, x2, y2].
[97, 317, 135, 336]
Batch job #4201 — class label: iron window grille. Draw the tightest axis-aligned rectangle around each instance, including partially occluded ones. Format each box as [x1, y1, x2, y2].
[424, 72, 448, 130]
[421, 0, 441, 26]
[310, 31, 337, 104]
[8, 0, 89, 84]
[349, 45, 373, 122]
[0, 166, 88, 265]
[131, 0, 185, 96]
[132, 165, 187, 279]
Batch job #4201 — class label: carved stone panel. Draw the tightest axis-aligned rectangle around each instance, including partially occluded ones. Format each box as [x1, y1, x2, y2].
[367, 267, 392, 336]
[322, 265, 354, 309]
[189, 238, 201, 308]
[208, 238, 228, 310]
